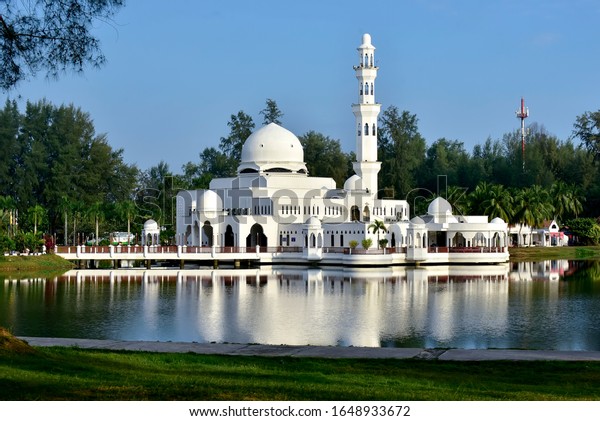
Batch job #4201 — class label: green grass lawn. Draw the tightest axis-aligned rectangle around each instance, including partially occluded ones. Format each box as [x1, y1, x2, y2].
[508, 245, 600, 262]
[1, 344, 600, 401]
[0, 254, 73, 278]
[2, 251, 600, 401]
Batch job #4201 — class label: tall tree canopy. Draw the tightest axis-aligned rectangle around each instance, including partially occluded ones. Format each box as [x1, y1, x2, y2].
[0, 0, 125, 90]
[422, 138, 471, 193]
[0, 99, 138, 236]
[299, 131, 353, 187]
[377, 106, 426, 199]
[219, 110, 254, 164]
[260, 98, 283, 125]
[573, 110, 600, 161]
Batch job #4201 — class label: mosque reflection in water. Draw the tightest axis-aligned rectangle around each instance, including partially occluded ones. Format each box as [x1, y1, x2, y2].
[2, 261, 599, 350]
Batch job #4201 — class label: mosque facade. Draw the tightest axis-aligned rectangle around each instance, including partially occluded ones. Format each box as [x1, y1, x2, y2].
[175, 34, 509, 265]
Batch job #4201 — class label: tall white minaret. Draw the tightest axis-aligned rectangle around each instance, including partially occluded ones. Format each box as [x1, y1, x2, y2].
[351, 33, 381, 197]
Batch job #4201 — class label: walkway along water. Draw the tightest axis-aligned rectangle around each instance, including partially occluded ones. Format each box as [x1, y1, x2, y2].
[55, 244, 509, 267]
[18, 337, 600, 361]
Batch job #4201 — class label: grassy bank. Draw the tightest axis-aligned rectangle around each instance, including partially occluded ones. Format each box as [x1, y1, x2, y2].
[0, 254, 74, 278]
[0, 332, 599, 400]
[508, 246, 600, 262]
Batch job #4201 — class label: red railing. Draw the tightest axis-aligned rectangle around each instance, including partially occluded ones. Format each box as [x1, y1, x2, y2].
[218, 247, 248, 254]
[80, 246, 111, 253]
[428, 246, 504, 254]
[56, 245, 504, 257]
[147, 245, 178, 253]
[323, 247, 347, 254]
[113, 245, 145, 253]
[56, 246, 77, 254]
[344, 248, 385, 255]
[257, 246, 303, 253]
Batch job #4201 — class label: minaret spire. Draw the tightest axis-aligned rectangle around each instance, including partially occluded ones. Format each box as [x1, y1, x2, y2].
[351, 33, 381, 196]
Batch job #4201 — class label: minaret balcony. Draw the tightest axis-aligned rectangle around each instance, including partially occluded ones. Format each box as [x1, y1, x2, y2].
[354, 68, 378, 78]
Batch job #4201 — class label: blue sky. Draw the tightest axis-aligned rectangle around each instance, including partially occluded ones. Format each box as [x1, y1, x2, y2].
[3, 0, 600, 172]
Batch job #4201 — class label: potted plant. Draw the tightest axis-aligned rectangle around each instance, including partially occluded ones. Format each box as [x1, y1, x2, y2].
[361, 238, 373, 250]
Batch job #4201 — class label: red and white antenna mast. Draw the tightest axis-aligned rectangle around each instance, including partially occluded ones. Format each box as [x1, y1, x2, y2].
[515, 97, 529, 172]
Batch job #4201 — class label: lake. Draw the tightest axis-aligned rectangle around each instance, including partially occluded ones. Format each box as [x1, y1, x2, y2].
[1, 260, 599, 350]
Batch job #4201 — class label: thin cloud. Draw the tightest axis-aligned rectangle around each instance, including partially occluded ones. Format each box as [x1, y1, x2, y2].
[531, 32, 561, 47]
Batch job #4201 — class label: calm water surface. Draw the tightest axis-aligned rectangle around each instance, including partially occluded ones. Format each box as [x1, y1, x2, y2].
[1, 260, 599, 350]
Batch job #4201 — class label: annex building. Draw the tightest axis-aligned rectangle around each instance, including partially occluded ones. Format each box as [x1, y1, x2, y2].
[175, 34, 509, 265]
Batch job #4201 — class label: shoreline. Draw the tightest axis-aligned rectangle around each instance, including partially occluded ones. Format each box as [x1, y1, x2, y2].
[0, 254, 74, 274]
[19, 336, 600, 361]
[3, 246, 600, 275]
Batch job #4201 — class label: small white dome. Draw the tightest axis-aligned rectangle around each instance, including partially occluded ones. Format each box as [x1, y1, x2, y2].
[491, 217, 506, 224]
[359, 33, 373, 48]
[410, 216, 425, 225]
[144, 219, 159, 230]
[343, 174, 361, 191]
[428, 197, 453, 216]
[304, 216, 321, 228]
[239, 123, 307, 174]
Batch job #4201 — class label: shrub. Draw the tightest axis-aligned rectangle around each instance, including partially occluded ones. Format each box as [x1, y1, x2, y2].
[14, 232, 44, 253]
[361, 238, 373, 250]
[349, 240, 358, 249]
[0, 233, 15, 254]
[565, 218, 600, 245]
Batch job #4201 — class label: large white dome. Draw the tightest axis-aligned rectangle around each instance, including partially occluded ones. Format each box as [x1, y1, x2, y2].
[238, 123, 307, 174]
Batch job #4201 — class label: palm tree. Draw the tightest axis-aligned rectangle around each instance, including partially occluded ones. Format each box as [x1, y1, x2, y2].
[446, 185, 470, 216]
[0, 195, 17, 237]
[551, 181, 584, 222]
[0, 196, 10, 235]
[116, 200, 137, 245]
[468, 181, 492, 215]
[480, 184, 513, 222]
[368, 219, 387, 249]
[87, 201, 105, 246]
[57, 196, 71, 245]
[513, 186, 554, 245]
[71, 201, 85, 246]
[28, 204, 46, 235]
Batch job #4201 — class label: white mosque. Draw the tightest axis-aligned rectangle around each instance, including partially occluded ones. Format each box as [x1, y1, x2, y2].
[175, 34, 509, 265]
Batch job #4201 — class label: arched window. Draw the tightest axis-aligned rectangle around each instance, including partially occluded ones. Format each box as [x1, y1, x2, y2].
[359, 82, 363, 95]
[364, 53, 368, 66]
[370, 54, 373, 67]
[370, 83, 374, 95]
[364, 123, 369, 136]
[201, 221, 213, 247]
[350, 205, 360, 222]
[225, 225, 234, 247]
[358, 123, 361, 136]
[372, 124, 376, 136]
[363, 205, 370, 222]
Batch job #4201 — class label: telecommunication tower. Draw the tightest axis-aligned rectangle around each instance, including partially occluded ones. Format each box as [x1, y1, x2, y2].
[515, 97, 529, 172]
